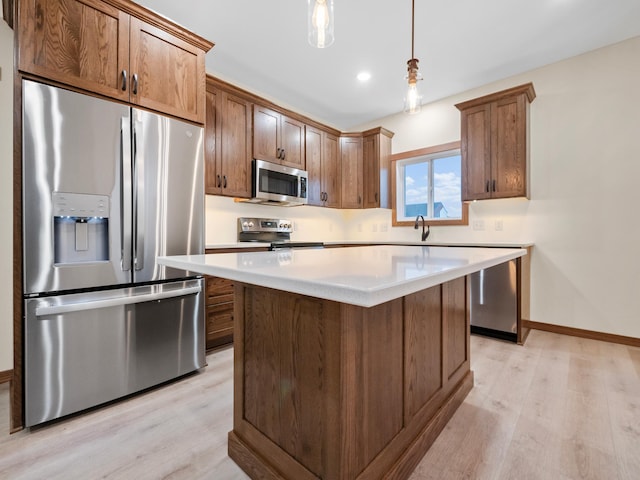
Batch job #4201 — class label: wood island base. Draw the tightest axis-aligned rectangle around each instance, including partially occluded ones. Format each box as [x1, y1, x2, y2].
[228, 276, 472, 480]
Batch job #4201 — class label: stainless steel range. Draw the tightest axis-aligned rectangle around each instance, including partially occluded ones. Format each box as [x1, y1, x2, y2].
[237, 217, 323, 250]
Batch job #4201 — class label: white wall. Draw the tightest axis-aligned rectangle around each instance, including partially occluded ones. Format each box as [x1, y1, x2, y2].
[0, 20, 14, 372]
[353, 36, 640, 338]
[207, 36, 640, 339]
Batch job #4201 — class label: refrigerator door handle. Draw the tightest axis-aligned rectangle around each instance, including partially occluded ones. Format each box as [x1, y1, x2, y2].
[34, 285, 202, 316]
[133, 117, 145, 271]
[121, 117, 132, 272]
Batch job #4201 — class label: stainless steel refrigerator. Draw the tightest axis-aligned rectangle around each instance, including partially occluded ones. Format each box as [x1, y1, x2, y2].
[22, 79, 206, 427]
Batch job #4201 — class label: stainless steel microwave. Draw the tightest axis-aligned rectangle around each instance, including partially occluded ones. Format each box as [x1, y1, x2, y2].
[251, 159, 308, 206]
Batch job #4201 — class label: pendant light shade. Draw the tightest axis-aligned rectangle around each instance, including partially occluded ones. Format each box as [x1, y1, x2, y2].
[308, 0, 335, 48]
[404, 0, 423, 114]
[404, 59, 423, 114]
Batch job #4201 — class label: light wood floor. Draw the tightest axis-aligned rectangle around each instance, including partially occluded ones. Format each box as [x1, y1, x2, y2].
[1, 330, 639, 480]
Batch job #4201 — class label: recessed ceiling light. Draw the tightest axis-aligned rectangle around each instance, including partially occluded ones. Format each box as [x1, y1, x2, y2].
[357, 72, 371, 82]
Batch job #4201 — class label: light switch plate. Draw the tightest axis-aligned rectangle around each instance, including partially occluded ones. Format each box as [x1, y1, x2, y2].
[472, 220, 485, 231]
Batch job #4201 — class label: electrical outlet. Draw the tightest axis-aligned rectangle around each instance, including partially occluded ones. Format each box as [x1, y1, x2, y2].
[371, 224, 378, 233]
[495, 219, 504, 231]
[380, 223, 388, 232]
[357, 223, 363, 232]
[472, 220, 485, 231]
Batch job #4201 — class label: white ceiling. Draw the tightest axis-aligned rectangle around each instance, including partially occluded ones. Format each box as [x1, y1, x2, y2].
[138, 0, 640, 130]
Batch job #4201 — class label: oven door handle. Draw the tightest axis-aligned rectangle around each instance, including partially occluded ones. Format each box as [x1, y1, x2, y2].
[34, 286, 201, 316]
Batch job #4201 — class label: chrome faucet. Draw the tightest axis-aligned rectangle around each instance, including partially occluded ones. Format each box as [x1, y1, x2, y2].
[414, 215, 430, 241]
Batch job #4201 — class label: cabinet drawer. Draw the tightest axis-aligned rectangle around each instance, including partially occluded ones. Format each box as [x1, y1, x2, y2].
[206, 277, 234, 297]
[206, 310, 234, 336]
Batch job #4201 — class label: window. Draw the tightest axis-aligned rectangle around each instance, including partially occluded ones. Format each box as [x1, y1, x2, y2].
[391, 141, 468, 226]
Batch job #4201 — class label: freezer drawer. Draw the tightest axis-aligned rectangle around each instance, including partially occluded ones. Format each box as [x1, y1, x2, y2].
[25, 279, 205, 427]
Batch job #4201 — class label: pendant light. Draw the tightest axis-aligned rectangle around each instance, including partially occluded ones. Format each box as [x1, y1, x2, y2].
[404, 0, 423, 114]
[308, 0, 335, 48]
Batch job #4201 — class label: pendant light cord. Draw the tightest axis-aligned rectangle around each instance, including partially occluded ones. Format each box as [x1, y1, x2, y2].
[411, 0, 415, 59]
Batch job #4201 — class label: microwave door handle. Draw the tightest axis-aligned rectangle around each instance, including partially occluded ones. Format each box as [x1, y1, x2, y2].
[121, 117, 132, 272]
[133, 118, 145, 272]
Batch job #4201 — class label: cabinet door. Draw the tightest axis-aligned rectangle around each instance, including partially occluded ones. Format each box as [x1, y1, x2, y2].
[280, 116, 305, 169]
[305, 126, 324, 206]
[205, 88, 221, 194]
[129, 17, 206, 124]
[340, 136, 363, 209]
[362, 134, 380, 208]
[18, 0, 130, 102]
[460, 104, 492, 201]
[322, 133, 341, 208]
[205, 276, 234, 349]
[253, 104, 280, 163]
[491, 96, 527, 198]
[219, 92, 252, 198]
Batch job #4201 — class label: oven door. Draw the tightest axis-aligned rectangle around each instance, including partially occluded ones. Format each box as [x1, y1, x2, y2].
[252, 159, 308, 205]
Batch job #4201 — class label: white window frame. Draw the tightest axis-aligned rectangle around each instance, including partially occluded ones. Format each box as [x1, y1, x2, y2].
[390, 141, 468, 227]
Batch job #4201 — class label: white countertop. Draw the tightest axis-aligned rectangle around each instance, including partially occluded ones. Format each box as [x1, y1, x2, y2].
[161, 245, 526, 307]
[205, 241, 534, 250]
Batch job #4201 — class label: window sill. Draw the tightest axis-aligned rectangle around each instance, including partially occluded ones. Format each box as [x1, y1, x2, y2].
[392, 202, 469, 227]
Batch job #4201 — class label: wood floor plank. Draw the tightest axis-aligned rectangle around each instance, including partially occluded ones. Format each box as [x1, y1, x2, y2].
[1, 332, 639, 480]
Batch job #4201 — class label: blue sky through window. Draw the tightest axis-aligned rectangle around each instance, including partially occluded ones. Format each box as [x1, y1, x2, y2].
[403, 154, 462, 218]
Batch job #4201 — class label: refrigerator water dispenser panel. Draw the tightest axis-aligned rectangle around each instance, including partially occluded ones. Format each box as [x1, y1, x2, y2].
[53, 192, 110, 265]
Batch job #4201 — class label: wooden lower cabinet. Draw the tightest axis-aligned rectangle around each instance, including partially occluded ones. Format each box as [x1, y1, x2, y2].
[229, 276, 472, 479]
[205, 276, 234, 349]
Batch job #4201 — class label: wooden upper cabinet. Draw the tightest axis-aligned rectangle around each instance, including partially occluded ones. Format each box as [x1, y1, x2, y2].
[305, 125, 323, 206]
[129, 17, 206, 123]
[280, 116, 305, 169]
[340, 135, 363, 209]
[322, 132, 341, 208]
[456, 83, 535, 201]
[253, 104, 305, 169]
[205, 88, 219, 195]
[17, 0, 212, 124]
[205, 81, 252, 198]
[363, 128, 394, 209]
[18, 0, 130, 102]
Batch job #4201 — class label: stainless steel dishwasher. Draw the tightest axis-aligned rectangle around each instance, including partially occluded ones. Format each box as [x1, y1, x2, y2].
[469, 259, 518, 342]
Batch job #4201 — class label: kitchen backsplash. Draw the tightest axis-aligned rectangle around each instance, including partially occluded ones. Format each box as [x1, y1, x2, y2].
[205, 195, 532, 245]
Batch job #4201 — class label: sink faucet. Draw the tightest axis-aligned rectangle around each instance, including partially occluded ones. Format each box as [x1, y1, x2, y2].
[414, 215, 430, 241]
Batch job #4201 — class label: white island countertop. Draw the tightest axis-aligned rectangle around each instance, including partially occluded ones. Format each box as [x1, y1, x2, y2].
[159, 245, 526, 307]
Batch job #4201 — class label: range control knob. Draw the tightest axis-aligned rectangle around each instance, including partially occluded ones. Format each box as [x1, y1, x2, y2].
[242, 221, 249, 228]
[248, 221, 254, 228]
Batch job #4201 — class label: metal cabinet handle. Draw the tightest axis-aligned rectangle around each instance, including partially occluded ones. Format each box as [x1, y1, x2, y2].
[223, 175, 227, 188]
[132, 74, 139, 95]
[216, 174, 221, 188]
[375, 192, 378, 203]
[281, 149, 285, 160]
[276, 147, 281, 159]
[121, 70, 127, 91]
[358, 195, 361, 205]
[485, 180, 490, 193]
[492, 179, 496, 192]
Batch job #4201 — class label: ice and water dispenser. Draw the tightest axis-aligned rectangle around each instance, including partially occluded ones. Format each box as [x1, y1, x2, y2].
[52, 192, 109, 264]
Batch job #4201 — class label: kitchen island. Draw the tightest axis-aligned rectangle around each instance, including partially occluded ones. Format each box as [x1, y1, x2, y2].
[159, 246, 526, 479]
